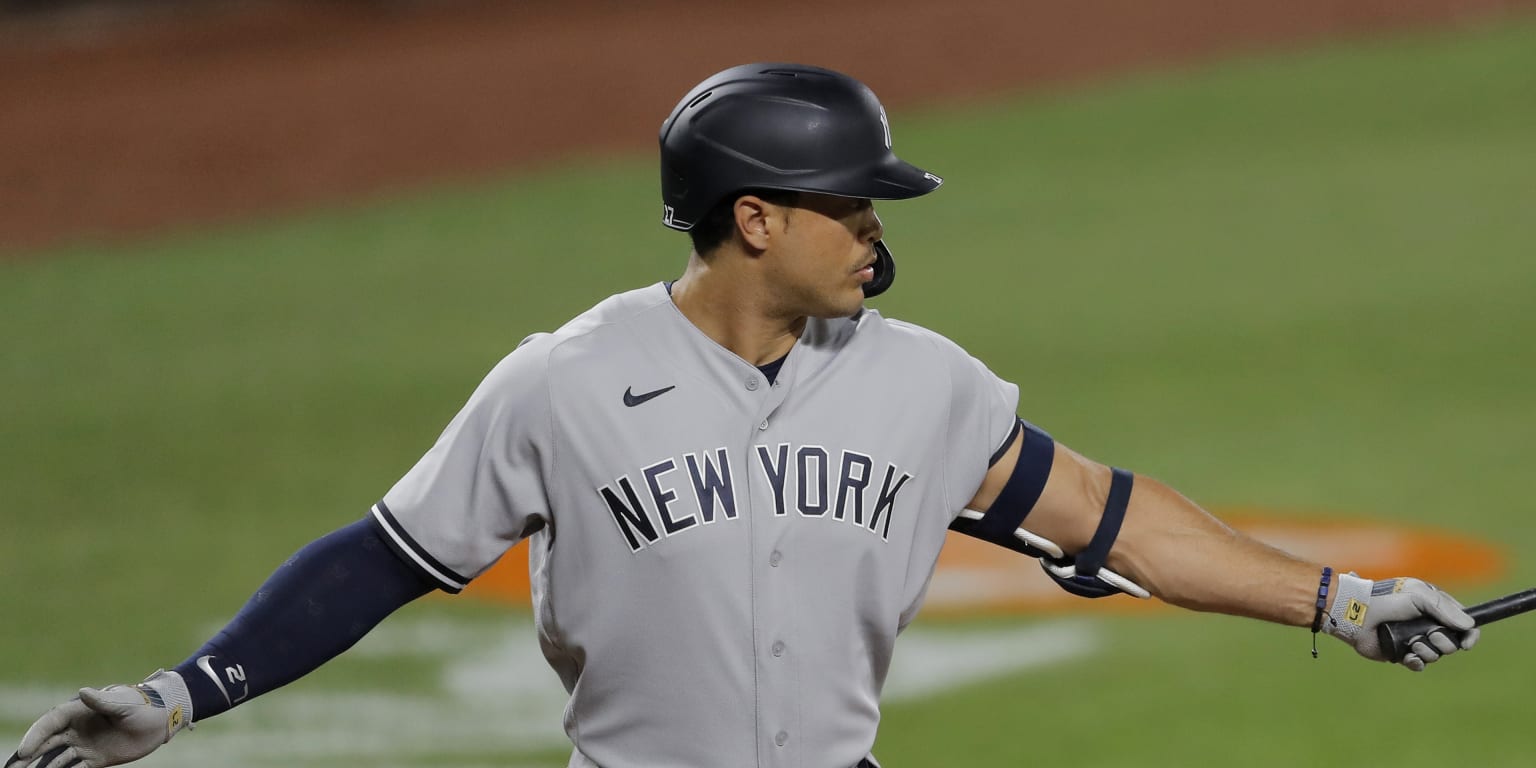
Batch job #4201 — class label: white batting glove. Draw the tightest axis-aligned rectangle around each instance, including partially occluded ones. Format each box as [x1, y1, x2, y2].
[1322, 573, 1479, 671]
[5, 670, 192, 768]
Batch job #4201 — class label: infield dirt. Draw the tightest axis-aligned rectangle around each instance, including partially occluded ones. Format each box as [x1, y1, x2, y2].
[1, 0, 1531, 253]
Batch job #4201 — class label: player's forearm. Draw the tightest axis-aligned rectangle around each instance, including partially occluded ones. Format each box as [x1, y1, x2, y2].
[172, 517, 435, 720]
[1107, 475, 1324, 626]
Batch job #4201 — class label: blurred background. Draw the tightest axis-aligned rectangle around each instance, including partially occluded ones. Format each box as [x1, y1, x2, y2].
[3, 1, 1535, 766]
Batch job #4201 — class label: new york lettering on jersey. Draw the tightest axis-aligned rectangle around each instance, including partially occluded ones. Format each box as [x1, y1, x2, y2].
[598, 444, 914, 552]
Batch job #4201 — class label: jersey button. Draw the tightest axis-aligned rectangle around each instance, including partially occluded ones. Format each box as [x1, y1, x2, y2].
[769, 550, 782, 567]
[774, 731, 788, 746]
[746, 375, 760, 391]
[759, 419, 768, 430]
[771, 641, 785, 657]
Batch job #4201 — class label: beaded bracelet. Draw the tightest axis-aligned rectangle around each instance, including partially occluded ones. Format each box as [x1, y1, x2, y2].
[1310, 566, 1333, 658]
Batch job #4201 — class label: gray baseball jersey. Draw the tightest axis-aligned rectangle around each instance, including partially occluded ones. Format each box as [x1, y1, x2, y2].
[373, 283, 1020, 768]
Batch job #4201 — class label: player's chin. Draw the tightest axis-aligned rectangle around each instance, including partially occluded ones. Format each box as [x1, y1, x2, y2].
[815, 287, 866, 318]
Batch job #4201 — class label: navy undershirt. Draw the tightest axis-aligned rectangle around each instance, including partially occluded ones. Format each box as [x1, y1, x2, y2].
[172, 518, 433, 721]
[757, 355, 787, 385]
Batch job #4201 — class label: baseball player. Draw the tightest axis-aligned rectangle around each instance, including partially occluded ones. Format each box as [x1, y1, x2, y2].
[8, 63, 1480, 768]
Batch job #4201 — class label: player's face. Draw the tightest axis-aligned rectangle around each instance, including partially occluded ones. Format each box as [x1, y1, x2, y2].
[767, 193, 884, 318]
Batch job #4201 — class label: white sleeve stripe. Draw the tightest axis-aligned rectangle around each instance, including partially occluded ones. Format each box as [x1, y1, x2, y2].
[370, 504, 469, 591]
[988, 418, 1025, 466]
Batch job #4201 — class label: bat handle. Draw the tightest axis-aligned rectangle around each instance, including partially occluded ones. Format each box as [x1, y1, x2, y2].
[1375, 617, 1467, 663]
[1375, 588, 1536, 662]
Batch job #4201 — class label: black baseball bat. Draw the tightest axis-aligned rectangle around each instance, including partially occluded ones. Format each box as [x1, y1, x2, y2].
[1377, 587, 1536, 662]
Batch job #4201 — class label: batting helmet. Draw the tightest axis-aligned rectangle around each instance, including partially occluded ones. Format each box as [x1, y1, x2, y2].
[658, 63, 943, 297]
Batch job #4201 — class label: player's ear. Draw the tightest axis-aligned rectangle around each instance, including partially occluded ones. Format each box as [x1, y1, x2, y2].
[733, 194, 775, 252]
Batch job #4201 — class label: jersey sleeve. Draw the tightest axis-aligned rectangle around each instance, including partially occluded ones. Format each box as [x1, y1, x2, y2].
[371, 335, 554, 593]
[938, 339, 1021, 516]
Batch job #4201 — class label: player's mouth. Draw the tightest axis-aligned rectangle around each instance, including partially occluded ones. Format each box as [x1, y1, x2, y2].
[854, 256, 876, 283]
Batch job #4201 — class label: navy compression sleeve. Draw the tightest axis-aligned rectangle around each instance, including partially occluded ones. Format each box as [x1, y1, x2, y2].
[172, 517, 436, 720]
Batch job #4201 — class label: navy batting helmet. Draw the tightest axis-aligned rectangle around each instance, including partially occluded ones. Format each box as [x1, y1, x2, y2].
[658, 63, 942, 297]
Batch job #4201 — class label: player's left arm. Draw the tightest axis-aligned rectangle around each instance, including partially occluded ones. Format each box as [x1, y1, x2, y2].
[973, 434, 1318, 623]
[967, 429, 1479, 669]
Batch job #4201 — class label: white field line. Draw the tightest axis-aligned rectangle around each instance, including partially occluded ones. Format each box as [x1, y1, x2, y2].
[883, 620, 1097, 702]
[0, 616, 1096, 767]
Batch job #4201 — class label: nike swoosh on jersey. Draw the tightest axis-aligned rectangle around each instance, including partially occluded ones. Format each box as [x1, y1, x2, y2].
[623, 385, 676, 407]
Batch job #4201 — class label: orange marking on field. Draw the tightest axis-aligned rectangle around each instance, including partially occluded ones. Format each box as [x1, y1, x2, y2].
[461, 509, 1505, 617]
[462, 550, 532, 602]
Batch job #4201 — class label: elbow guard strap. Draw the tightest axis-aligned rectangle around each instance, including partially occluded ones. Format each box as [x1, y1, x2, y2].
[1077, 466, 1133, 577]
[1041, 467, 1144, 599]
[948, 419, 1055, 558]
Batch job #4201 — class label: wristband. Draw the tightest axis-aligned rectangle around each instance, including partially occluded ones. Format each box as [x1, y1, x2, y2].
[1310, 566, 1333, 658]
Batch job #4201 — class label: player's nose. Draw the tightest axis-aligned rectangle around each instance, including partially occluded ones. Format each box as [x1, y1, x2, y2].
[862, 211, 884, 244]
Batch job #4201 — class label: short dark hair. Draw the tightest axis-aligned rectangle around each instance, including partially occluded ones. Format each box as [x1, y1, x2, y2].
[688, 189, 800, 255]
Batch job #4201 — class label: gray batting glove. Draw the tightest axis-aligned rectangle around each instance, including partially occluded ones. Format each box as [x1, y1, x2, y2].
[1321, 573, 1479, 671]
[5, 670, 192, 768]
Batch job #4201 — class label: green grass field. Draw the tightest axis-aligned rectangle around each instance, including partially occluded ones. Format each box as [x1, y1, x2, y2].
[4, 17, 1536, 767]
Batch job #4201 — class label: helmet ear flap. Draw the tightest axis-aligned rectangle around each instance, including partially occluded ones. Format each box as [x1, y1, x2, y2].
[862, 240, 896, 298]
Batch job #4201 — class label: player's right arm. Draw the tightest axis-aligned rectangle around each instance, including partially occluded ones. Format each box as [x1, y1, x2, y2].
[5, 517, 438, 768]
[7, 340, 553, 768]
